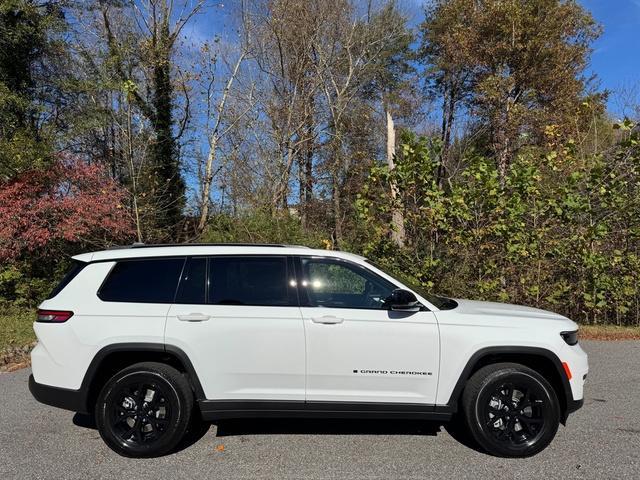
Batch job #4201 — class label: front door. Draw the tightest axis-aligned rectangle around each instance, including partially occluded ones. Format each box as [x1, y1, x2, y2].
[165, 255, 305, 401]
[297, 256, 439, 405]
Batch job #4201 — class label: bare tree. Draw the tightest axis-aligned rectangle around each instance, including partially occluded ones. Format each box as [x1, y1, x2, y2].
[195, 7, 255, 234]
[311, 0, 411, 246]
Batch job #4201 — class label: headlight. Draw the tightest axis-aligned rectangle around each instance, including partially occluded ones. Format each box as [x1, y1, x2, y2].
[560, 330, 578, 346]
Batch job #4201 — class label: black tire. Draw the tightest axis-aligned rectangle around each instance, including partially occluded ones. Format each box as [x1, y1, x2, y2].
[95, 362, 194, 457]
[461, 362, 560, 457]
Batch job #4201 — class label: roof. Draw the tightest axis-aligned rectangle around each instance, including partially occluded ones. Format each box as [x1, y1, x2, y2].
[72, 243, 366, 263]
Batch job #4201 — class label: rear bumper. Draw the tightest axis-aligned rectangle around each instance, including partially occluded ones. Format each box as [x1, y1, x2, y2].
[567, 398, 584, 415]
[29, 375, 88, 413]
[561, 397, 584, 424]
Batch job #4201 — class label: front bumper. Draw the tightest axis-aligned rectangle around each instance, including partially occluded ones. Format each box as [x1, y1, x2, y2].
[29, 375, 88, 413]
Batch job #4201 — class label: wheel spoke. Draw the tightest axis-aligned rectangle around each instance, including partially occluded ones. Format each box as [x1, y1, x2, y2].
[147, 389, 160, 408]
[115, 405, 134, 415]
[487, 414, 504, 427]
[135, 384, 146, 403]
[519, 416, 543, 425]
[494, 426, 509, 441]
[503, 383, 513, 402]
[114, 414, 131, 426]
[122, 426, 136, 440]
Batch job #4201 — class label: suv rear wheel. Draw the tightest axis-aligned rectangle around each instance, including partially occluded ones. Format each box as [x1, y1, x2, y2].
[95, 362, 194, 457]
[461, 362, 560, 457]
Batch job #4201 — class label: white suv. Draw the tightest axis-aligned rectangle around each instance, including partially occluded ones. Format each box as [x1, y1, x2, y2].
[29, 244, 587, 458]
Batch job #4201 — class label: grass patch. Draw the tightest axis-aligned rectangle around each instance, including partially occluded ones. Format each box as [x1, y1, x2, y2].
[0, 306, 35, 354]
[579, 324, 640, 341]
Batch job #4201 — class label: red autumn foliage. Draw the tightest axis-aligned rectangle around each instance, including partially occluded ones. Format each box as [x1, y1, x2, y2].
[0, 155, 135, 261]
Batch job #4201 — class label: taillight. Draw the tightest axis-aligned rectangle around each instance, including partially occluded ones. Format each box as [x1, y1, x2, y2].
[36, 309, 74, 323]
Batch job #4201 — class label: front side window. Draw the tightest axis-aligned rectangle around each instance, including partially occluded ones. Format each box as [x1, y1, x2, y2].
[300, 257, 395, 309]
[208, 256, 294, 306]
[98, 258, 185, 303]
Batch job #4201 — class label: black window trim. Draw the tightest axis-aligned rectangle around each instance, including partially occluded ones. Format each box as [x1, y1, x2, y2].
[96, 256, 187, 304]
[293, 255, 429, 312]
[174, 256, 207, 305]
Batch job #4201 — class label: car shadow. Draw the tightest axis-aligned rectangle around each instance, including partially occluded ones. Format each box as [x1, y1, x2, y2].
[442, 420, 483, 453]
[73, 413, 484, 455]
[214, 417, 442, 437]
[215, 417, 484, 453]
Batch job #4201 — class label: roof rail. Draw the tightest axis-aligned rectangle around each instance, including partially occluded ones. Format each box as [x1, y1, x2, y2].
[107, 242, 310, 250]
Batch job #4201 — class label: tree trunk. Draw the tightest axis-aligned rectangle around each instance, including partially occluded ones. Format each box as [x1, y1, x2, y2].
[437, 84, 455, 187]
[126, 99, 143, 243]
[196, 49, 246, 234]
[493, 115, 510, 187]
[332, 169, 342, 248]
[151, 26, 184, 238]
[301, 118, 314, 226]
[386, 107, 405, 248]
[197, 135, 218, 234]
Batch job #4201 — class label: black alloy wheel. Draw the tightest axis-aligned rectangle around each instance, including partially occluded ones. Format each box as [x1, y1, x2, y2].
[462, 363, 561, 457]
[481, 381, 546, 446]
[96, 362, 193, 457]
[107, 381, 172, 446]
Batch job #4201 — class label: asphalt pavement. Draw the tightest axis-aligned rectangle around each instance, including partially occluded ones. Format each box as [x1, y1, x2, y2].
[1, 340, 639, 479]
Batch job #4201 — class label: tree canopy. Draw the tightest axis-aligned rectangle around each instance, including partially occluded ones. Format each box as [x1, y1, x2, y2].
[1, 0, 639, 326]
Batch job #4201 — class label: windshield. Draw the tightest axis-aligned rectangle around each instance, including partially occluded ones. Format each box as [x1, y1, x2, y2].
[366, 260, 458, 310]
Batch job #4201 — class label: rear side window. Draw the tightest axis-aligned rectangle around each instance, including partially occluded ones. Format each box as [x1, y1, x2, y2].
[47, 260, 87, 299]
[208, 256, 294, 306]
[98, 258, 185, 303]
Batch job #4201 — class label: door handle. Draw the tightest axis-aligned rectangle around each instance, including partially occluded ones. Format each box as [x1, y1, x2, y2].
[177, 313, 211, 322]
[311, 315, 344, 325]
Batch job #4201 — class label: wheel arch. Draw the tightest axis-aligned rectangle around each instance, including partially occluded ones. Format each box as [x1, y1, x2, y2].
[443, 346, 573, 423]
[79, 343, 205, 414]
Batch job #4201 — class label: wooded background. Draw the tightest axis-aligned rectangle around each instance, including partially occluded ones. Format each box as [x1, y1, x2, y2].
[1, 0, 639, 326]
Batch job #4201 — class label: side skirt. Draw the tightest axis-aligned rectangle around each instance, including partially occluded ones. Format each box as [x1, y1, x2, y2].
[198, 400, 453, 422]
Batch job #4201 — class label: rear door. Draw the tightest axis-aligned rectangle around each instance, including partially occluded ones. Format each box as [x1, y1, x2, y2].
[297, 256, 439, 405]
[165, 255, 305, 401]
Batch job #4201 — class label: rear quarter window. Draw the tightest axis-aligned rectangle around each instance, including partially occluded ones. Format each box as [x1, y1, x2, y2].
[98, 257, 186, 303]
[47, 260, 87, 299]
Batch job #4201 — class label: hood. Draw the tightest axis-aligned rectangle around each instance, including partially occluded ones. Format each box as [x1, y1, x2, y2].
[452, 298, 570, 322]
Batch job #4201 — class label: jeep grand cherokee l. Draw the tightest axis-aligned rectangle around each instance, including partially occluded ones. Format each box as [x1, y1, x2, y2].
[29, 243, 587, 458]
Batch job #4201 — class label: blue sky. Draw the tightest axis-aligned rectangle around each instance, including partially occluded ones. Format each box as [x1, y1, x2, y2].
[581, 0, 640, 116]
[184, 0, 640, 117]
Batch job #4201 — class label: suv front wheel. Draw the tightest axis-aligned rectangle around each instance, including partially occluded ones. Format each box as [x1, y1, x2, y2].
[95, 362, 194, 457]
[461, 362, 561, 457]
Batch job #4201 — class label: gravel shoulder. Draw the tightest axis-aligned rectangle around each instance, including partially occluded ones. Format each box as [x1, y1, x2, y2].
[1, 340, 639, 480]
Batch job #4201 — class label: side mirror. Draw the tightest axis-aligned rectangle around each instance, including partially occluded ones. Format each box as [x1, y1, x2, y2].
[385, 289, 421, 312]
